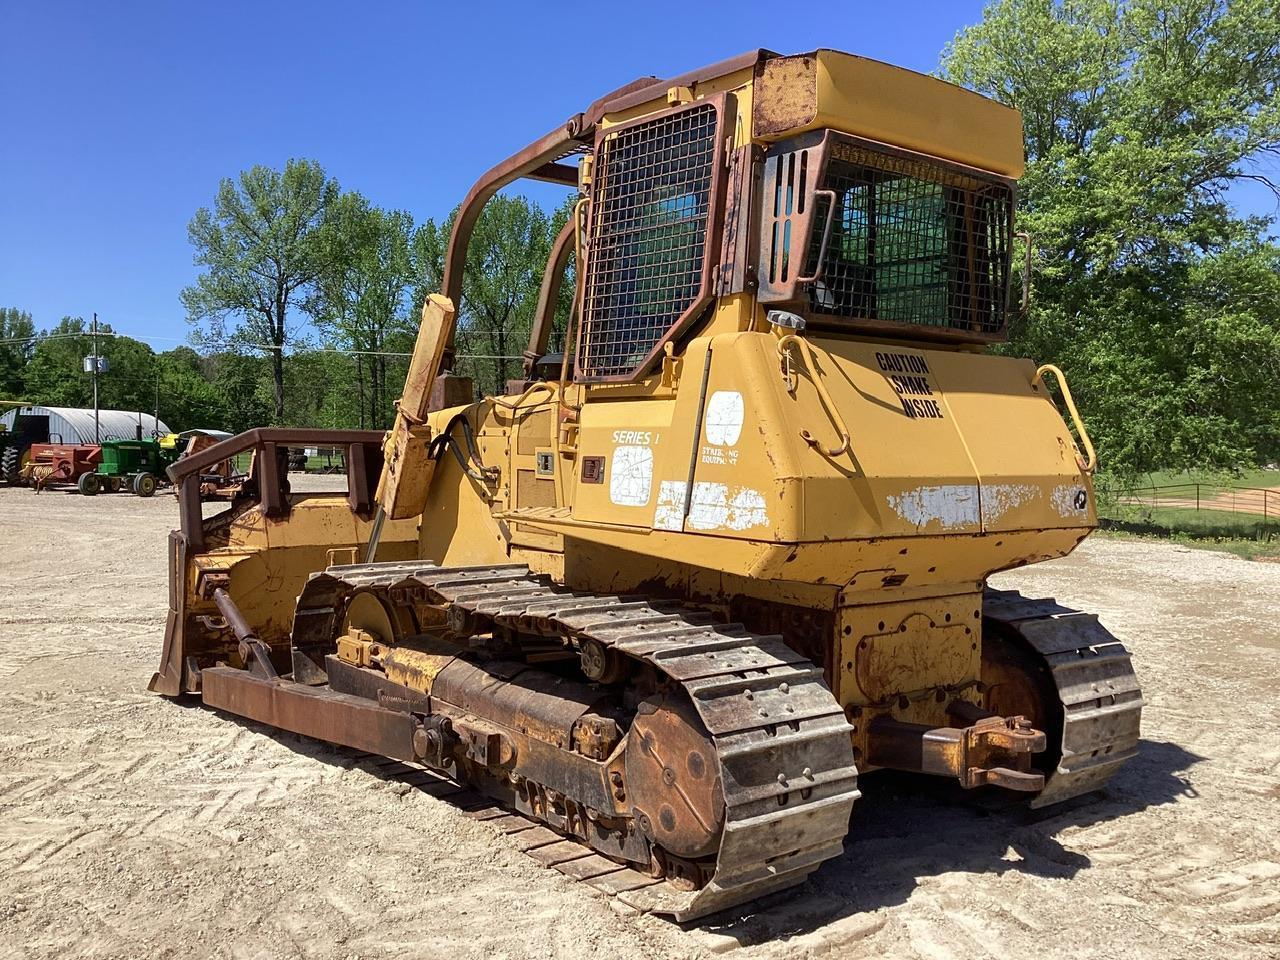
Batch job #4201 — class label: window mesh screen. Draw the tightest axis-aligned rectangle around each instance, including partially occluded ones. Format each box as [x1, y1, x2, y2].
[579, 104, 718, 379]
[806, 142, 1012, 334]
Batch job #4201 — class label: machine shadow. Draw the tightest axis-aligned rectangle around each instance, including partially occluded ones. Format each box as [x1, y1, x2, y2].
[687, 737, 1204, 944]
[190, 705, 1202, 946]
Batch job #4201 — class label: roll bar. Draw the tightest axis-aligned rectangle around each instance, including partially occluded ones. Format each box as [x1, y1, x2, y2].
[437, 51, 775, 358]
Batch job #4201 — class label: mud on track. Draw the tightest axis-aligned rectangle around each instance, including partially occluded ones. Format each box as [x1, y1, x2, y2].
[1, 481, 1277, 960]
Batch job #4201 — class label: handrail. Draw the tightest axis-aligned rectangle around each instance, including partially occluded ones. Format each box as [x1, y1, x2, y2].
[775, 333, 852, 460]
[167, 427, 386, 483]
[1034, 363, 1096, 474]
[557, 197, 589, 421]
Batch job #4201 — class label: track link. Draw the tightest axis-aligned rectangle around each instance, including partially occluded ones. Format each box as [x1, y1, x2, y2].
[292, 561, 861, 921]
[984, 589, 1143, 808]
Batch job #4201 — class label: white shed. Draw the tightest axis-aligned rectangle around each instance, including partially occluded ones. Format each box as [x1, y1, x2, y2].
[0, 405, 171, 445]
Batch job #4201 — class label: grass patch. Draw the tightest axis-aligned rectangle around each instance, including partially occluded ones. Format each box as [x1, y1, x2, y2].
[1098, 486, 1280, 560]
[302, 454, 346, 472]
[1100, 500, 1279, 537]
[1131, 467, 1280, 490]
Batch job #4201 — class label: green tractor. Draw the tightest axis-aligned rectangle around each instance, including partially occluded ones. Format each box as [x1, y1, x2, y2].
[82, 436, 182, 496]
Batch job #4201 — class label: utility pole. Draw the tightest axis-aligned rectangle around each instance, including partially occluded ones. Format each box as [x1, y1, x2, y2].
[92, 312, 100, 443]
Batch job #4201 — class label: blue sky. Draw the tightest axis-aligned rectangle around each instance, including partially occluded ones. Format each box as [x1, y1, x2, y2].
[1, 1, 1275, 348]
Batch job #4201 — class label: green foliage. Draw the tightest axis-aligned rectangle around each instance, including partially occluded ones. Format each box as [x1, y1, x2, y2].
[183, 158, 340, 421]
[0, 307, 35, 399]
[16, 317, 242, 432]
[413, 193, 573, 396]
[5, 185, 571, 433]
[311, 192, 416, 428]
[943, 0, 1280, 479]
[21, 317, 153, 410]
[154, 347, 226, 433]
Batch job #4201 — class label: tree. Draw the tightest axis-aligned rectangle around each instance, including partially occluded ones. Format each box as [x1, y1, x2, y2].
[22, 317, 156, 412]
[154, 347, 227, 433]
[943, 0, 1280, 477]
[21, 317, 96, 408]
[412, 194, 565, 396]
[312, 192, 417, 428]
[0, 307, 35, 399]
[182, 159, 339, 421]
[206, 351, 273, 434]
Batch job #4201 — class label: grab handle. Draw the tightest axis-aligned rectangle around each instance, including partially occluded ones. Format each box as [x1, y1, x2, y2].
[776, 333, 852, 459]
[795, 190, 838, 284]
[1034, 364, 1096, 474]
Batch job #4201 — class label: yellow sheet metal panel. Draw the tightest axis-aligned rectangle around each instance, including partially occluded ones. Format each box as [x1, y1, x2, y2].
[925, 351, 1096, 532]
[503, 331, 1091, 585]
[418, 447, 511, 566]
[785, 336, 984, 540]
[753, 49, 1025, 178]
[571, 385, 681, 529]
[837, 593, 983, 704]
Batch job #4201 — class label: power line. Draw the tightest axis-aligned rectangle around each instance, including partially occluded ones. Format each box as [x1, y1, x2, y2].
[0, 329, 522, 360]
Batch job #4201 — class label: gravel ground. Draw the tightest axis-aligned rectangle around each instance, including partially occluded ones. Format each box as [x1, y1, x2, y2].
[1, 482, 1277, 960]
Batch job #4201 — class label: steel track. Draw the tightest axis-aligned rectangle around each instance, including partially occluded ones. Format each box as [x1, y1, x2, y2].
[292, 561, 862, 921]
[983, 588, 1144, 808]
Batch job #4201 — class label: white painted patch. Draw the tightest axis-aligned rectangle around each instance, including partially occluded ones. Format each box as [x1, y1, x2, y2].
[688, 482, 729, 530]
[609, 445, 653, 507]
[983, 483, 1037, 525]
[1051, 482, 1088, 517]
[726, 487, 769, 530]
[653, 480, 687, 531]
[687, 482, 770, 532]
[887, 484, 980, 530]
[704, 391, 745, 446]
[653, 479, 770, 532]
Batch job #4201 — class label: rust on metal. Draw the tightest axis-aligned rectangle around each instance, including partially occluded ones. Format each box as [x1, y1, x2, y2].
[526, 218, 578, 376]
[281, 562, 860, 921]
[440, 121, 587, 346]
[168, 427, 389, 550]
[376, 640, 460, 696]
[752, 53, 820, 138]
[755, 130, 1016, 344]
[589, 49, 774, 120]
[716, 144, 762, 296]
[575, 94, 735, 382]
[865, 713, 1045, 791]
[625, 695, 725, 859]
[200, 666, 419, 761]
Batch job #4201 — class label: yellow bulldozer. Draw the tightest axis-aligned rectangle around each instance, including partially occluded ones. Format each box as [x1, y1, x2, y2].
[151, 49, 1142, 920]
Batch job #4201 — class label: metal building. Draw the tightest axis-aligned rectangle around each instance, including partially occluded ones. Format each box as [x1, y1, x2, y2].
[0, 405, 171, 446]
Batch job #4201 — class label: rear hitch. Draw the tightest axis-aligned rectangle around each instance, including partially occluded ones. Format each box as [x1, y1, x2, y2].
[866, 712, 1047, 792]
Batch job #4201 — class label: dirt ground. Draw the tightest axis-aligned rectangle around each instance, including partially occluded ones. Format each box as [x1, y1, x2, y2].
[1, 481, 1278, 960]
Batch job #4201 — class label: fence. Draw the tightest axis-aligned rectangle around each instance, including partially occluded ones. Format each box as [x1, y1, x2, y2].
[1098, 482, 1279, 540]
